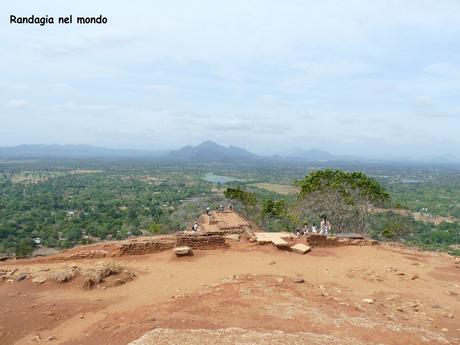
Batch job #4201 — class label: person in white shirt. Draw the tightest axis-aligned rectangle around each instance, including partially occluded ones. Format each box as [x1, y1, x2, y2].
[311, 224, 317, 233]
[192, 222, 199, 232]
[319, 215, 330, 236]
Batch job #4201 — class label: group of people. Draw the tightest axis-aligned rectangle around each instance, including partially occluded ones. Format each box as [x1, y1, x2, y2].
[196, 204, 234, 231]
[295, 215, 331, 237]
[206, 204, 232, 216]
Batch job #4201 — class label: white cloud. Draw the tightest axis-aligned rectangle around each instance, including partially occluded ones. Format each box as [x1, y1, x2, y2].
[5, 98, 30, 108]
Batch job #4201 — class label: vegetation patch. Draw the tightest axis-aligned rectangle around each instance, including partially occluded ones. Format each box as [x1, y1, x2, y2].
[251, 183, 299, 195]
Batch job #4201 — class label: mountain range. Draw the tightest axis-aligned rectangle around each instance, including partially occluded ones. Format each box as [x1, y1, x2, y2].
[0, 142, 458, 164]
[0, 144, 165, 159]
[0, 142, 350, 162]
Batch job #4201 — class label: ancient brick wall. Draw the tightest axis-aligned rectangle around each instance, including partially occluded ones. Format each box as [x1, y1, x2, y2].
[176, 232, 227, 249]
[118, 236, 177, 256]
[306, 234, 378, 247]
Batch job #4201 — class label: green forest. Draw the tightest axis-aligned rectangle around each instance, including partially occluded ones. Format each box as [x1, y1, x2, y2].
[0, 159, 459, 257]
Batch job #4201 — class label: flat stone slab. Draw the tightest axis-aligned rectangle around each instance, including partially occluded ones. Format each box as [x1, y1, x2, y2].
[255, 234, 272, 244]
[173, 246, 192, 256]
[272, 237, 289, 247]
[290, 243, 311, 254]
[254, 232, 293, 247]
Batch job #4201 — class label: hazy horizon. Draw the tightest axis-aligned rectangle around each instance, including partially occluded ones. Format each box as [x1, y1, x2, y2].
[2, 1, 460, 160]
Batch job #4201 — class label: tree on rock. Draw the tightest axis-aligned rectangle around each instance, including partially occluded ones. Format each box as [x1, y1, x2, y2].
[224, 187, 257, 215]
[262, 199, 287, 219]
[297, 169, 390, 234]
[261, 199, 288, 230]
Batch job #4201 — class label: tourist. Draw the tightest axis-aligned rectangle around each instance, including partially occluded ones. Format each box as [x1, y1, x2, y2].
[192, 222, 198, 232]
[311, 223, 318, 233]
[296, 226, 305, 237]
[302, 223, 309, 234]
[206, 207, 211, 215]
[319, 215, 331, 236]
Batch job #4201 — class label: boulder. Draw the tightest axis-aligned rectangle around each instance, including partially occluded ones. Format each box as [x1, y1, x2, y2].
[15, 274, 28, 282]
[83, 277, 96, 290]
[290, 243, 311, 254]
[49, 270, 76, 283]
[32, 276, 47, 284]
[113, 278, 126, 286]
[174, 246, 193, 256]
[442, 312, 454, 319]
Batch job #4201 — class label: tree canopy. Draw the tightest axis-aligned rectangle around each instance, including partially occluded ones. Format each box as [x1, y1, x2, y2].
[224, 187, 257, 209]
[297, 169, 390, 233]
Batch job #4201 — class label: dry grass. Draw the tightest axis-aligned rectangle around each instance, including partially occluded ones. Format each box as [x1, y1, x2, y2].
[251, 183, 299, 195]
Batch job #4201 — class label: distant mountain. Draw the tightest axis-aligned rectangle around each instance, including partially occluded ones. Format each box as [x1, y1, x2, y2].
[3, 142, 454, 164]
[284, 148, 336, 161]
[167, 141, 259, 162]
[0, 142, 362, 162]
[0, 144, 166, 158]
[282, 148, 360, 162]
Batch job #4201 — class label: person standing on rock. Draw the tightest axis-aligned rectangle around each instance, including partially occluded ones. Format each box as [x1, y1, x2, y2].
[206, 207, 211, 215]
[319, 215, 330, 236]
[192, 222, 199, 232]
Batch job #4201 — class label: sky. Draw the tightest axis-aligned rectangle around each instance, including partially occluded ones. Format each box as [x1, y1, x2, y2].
[1, 1, 460, 159]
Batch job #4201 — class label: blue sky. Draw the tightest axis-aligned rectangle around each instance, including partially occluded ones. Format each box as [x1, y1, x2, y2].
[1, 0, 460, 159]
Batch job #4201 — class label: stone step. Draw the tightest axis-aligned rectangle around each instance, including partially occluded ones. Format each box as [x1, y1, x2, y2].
[290, 243, 311, 254]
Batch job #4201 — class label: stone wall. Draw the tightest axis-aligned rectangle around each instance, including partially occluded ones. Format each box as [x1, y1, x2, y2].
[306, 234, 378, 247]
[118, 232, 231, 255]
[118, 236, 177, 256]
[176, 231, 228, 249]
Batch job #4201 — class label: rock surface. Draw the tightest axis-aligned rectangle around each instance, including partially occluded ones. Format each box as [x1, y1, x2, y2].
[174, 246, 192, 256]
[128, 328, 370, 345]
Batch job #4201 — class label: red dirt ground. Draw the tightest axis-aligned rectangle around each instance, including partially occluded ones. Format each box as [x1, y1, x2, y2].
[1, 241, 459, 345]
